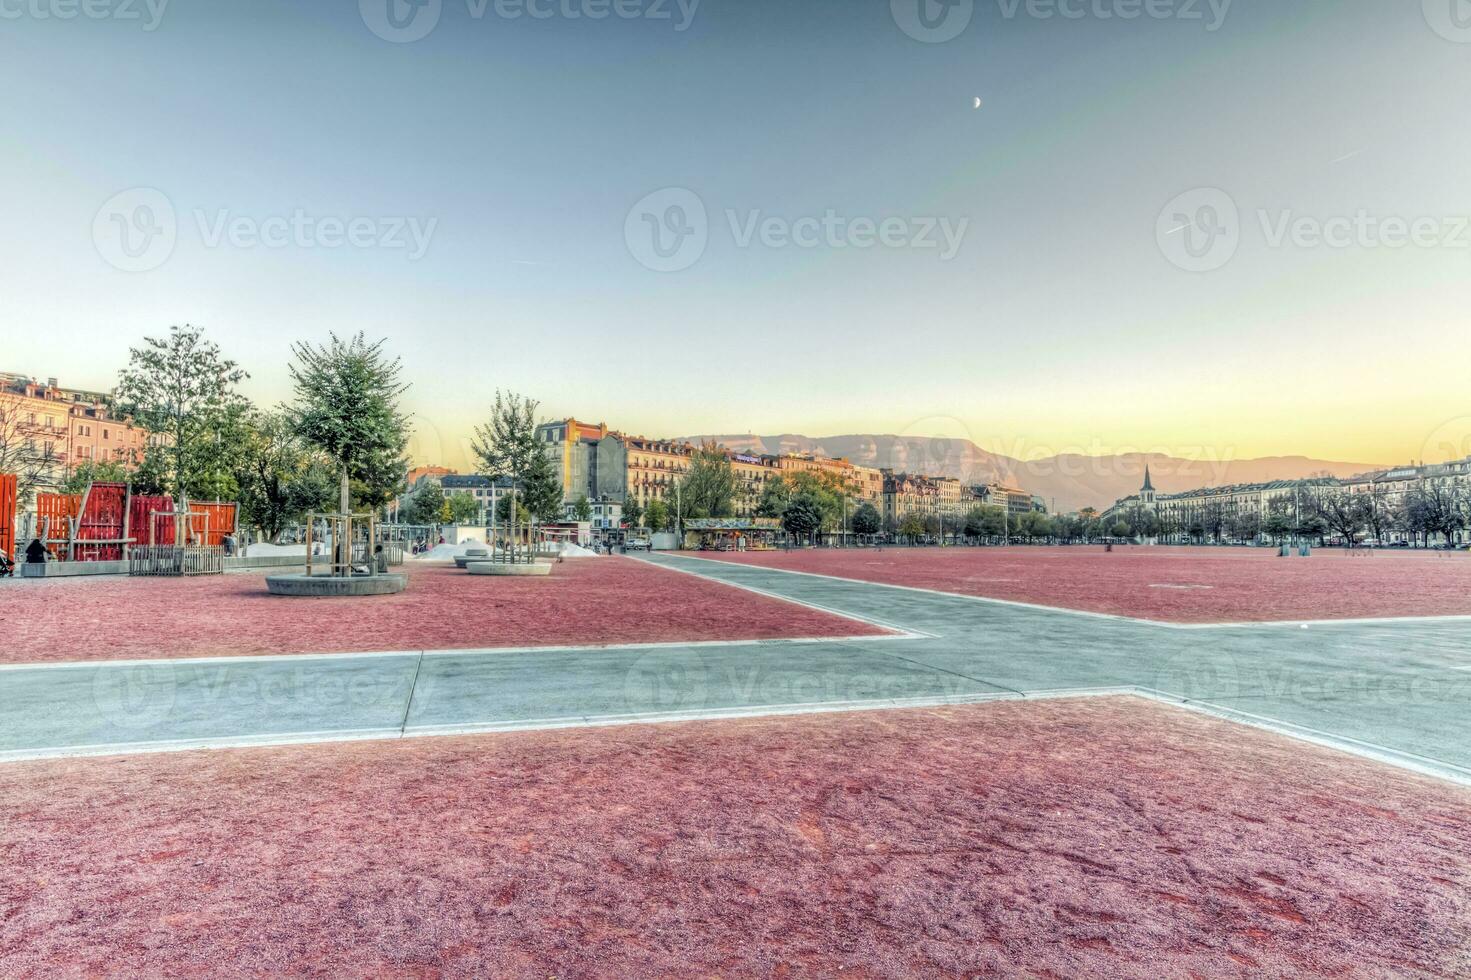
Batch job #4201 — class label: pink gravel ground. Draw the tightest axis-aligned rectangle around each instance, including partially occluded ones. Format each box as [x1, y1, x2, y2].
[689, 545, 1471, 623]
[0, 558, 886, 665]
[1, 696, 1467, 977]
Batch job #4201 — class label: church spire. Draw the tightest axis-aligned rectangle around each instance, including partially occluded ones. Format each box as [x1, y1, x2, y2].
[1141, 465, 1154, 493]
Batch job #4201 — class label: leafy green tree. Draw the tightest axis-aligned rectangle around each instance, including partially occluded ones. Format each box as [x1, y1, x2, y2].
[755, 477, 791, 518]
[187, 396, 253, 503]
[781, 493, 824, 542]
[644, 498, 670, 532]
[622, 496, 644, 529]
[447, 492, 481, 525]
[116, 324, 249, 516]
[898, 512, 926, 542]
[851, 502, 882, 537]
[1295, 513, 1329, 544]
[494, 494, 531, 527]
[1013, 511, 1053, 540]
[964, 505, 1007, 540]
[289, 333, 410, 531]
[1263, 502, 1295, 544]
[473, 391, 551, 556]
[127, 444, 172, 497]
[61, 459, 131, 494]
[234, 410, 334, 542]
[520, 445, 564, 524]
[402, 482, 445, 526]
[678, 443, 737, 519]
[572, 494, 593, 522]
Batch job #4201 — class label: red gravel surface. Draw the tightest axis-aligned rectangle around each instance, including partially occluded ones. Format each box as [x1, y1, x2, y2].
[0, 558, 885, 665]
[2, 696, 1467, 977]
[689, 546, 1471, 623]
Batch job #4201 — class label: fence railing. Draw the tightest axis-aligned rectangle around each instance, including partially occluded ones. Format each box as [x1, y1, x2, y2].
[129, 544, 225, 577]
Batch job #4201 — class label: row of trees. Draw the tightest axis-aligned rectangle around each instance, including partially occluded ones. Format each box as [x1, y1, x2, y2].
[93, 327, 413, 544]
[24, 326, 582, 549]
[1105, 483, 1469, 547]
[1102, 482, 1469, 547]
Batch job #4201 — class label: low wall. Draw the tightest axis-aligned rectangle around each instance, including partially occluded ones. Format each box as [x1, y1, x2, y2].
[21, 560, 131, 578]
[227, 555, 311, 571]
[18, 554, 312, 578]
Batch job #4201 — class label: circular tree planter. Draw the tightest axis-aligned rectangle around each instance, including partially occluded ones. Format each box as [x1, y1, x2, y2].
[266, 573, 408, 596]
[467, 562, 552, 577]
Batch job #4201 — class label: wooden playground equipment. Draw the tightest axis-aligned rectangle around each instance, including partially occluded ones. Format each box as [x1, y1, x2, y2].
[32, 480, 237, 576]
[266, 511, 407, 596]
[304, 511, 385, 578]
[0, 473, 16, 562]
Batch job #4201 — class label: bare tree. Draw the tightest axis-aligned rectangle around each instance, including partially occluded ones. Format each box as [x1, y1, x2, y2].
[0, 393, 61, 515]
[1311, 489, 1368, 547]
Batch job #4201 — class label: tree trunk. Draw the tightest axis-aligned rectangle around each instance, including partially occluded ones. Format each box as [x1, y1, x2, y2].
[339, 463, 351, 572]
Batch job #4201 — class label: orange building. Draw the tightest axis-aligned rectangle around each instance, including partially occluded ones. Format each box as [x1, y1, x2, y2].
[0, 373, 152, 492]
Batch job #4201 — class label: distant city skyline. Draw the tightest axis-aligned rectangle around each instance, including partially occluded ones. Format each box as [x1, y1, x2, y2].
[4, 1, 1468, 471]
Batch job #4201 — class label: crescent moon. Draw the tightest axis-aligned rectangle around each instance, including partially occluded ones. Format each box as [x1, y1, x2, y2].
[973, 97, 983, 109]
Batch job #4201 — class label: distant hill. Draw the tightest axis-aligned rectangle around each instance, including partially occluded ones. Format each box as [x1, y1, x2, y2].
[683, 433, 1388, 514]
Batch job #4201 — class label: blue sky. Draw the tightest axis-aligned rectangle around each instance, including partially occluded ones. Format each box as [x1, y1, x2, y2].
[3, 0, 1469, 469]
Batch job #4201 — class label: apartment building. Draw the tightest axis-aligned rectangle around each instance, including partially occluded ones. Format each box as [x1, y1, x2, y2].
[1103, 467, 1337, 536]
[970, 482, 1035, 518]
[0, 373, 152, 493]
[440, 474, 515, 524]
[883, 472, 967, 528]
[535, 418, 613, 504]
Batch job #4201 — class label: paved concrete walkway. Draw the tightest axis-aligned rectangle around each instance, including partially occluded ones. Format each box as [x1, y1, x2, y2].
[3, 552, 1469, 784]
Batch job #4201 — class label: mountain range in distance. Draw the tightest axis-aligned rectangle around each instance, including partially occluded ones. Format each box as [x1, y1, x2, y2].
[681, 433, 1391, 515]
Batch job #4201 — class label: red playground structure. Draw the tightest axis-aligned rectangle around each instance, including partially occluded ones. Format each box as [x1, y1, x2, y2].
[0, 473, 16, 563]
[34, 481, 237, 568]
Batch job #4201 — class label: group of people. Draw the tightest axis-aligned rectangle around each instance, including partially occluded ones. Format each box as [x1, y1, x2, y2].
[0, 537, 58, 577]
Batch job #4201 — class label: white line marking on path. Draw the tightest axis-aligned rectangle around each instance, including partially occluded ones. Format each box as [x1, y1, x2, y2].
[660, 554, 1471, 631]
